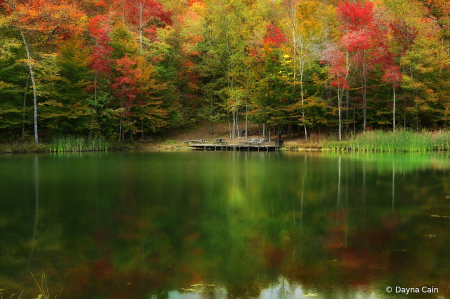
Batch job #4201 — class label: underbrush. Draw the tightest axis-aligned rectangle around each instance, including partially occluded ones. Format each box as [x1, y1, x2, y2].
[0, 141, 49, 153]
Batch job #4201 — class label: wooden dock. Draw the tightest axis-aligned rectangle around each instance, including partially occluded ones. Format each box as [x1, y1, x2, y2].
[189, 143, 281, 151]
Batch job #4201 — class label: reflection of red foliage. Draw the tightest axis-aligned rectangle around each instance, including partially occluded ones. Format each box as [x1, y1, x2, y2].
[264, 246, 286, 269]
[93, 259, 114, 279]
[68, 263, 91, 290]
[329, 209, 348, 222]
[325, 210, 348, 249]
[326, 227, 345, 249]
[340, 248, 367, 268]
[381, 214, 400, 231]
[192, 248, 204, 255]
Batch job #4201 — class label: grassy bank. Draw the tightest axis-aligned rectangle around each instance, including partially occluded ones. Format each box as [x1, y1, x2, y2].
[322, 130, 450, 152]
[0, 136, 112, 153]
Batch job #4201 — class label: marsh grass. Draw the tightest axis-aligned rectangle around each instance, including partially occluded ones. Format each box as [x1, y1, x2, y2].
[31, 271, 62, 299]
[323, 130, 450, 152]
[51, 136, 108, 152]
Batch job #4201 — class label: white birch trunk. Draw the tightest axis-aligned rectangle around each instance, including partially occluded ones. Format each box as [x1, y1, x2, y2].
[13, 1, 39, 144]
[393, 85, 396, 132]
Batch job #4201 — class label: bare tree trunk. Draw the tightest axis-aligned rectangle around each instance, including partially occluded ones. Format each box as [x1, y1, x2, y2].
[393, 85, 396, 132]
[211, 95, 214, 134]
[228, 112, 231, 139]
[89, 71, 98, 139]
[119, 99, 123, 142]
[232, 111, 236, 139]
[345, 89, 349, 132]
[13, 0, 39, 144]
[345, 42, 350, 133]
[22, 73, 30, 139]
[300, 63, 307, 142]
[119, 118, 122, 142]
[361, 51, 367, 132]
[139, 0, 143, 55]
[245, 100, 248, 138]
[236, 109, 239, 138]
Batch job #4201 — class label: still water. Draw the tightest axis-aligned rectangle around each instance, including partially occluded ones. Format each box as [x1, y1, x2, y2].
[1, 151, 450, 299]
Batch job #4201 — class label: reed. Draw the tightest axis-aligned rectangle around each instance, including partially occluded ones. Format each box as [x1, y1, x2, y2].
[322, 129, 450, 152]
[50, 136, 108, 152]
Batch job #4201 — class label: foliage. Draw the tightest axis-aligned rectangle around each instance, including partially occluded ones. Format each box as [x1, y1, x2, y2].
[1, 0, 450, 141]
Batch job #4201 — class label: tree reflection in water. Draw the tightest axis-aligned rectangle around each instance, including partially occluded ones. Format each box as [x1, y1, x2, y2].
[0, 152, 449, 298]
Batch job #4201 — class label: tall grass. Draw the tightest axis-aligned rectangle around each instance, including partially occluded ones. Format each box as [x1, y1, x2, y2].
[323, 129, 450, 152]
[31, 270, 62, 299]
[51, 136, 108, 152]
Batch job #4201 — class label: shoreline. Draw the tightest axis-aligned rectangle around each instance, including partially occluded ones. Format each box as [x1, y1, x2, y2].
[2, 128, 450, 154]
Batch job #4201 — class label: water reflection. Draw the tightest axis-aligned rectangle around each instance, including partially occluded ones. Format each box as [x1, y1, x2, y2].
[0, 152, 449, 298]
[27, 155, 39, 270]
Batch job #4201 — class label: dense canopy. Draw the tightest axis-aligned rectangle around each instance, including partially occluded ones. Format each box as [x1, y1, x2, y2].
[1, 0, 450, 142]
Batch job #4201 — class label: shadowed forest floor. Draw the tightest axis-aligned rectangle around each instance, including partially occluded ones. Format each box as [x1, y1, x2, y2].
[140, 122, 322, 151]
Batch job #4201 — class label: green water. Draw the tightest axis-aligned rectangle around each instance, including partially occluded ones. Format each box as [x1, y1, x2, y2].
[1, 151, 450, 299]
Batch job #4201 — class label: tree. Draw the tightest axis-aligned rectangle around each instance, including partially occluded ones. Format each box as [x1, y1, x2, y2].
[88, 15, 113, 136]
[111, 55, 167, 141]
[382, 65, 402, 131]
[327, 1, 391, 133]
[0, 23, 24, 138]
[3, 0, 84, 143]
[281, 0, 333, 140]
[50, 35, 93, 135]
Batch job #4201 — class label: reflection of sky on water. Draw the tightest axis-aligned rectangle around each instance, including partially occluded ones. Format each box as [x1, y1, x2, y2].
[259, 277, 305, 298]
[166, 276, 390, 299]
[167, 290, 227, 299]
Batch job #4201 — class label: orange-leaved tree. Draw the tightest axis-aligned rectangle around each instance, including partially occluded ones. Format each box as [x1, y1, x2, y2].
[2, 0, 85, 143]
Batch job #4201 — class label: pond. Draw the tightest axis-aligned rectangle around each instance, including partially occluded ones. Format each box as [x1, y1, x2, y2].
[1, 151, 449, 299]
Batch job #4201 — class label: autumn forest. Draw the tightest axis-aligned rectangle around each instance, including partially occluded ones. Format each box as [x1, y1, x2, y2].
[1, 0, 449, 143]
